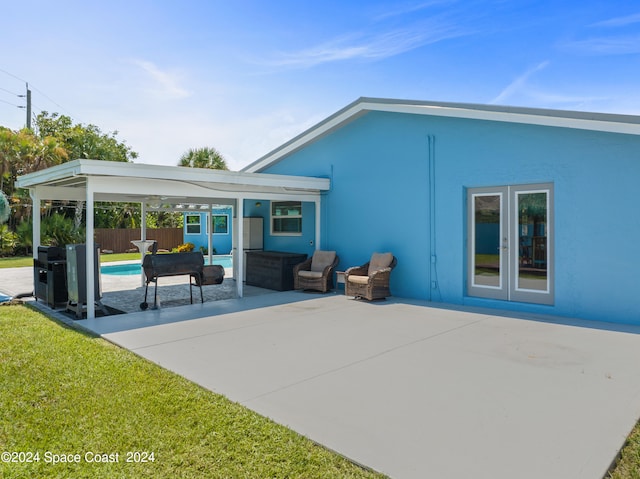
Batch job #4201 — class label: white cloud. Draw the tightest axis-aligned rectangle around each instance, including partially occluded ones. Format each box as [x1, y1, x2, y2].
[372, 0, 457, 21]
[130, 59, 191, 100]
[590, 13, 640, 28]
[490, 61, 550, 104]
[561, 36, 640, 55]
[264, 19, 470, 69]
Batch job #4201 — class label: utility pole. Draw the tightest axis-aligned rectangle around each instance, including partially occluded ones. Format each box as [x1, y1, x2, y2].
[26, 82, 31, 129]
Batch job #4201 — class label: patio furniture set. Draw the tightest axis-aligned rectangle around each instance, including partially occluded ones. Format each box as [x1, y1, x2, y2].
[33, 242, 396, 318]
[294, 250, 397, 300]
[141, 247, 398, 306]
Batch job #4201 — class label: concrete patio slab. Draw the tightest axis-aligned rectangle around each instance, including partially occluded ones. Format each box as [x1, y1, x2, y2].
[76, 294, 640, 479]
[3, 266, 640, 478]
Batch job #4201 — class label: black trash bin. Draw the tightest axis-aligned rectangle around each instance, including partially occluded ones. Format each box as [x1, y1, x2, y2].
[33, 246, 67, 308]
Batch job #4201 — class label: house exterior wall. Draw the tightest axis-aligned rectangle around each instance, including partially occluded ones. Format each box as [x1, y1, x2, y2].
[242, 200, 316, 257]
[262, 110, 640, 324]
[182, 203, 317, 258]
[182, 206, 233, 254]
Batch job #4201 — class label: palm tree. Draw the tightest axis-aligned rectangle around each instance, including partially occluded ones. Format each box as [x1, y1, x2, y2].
[178, 147, 228, 170]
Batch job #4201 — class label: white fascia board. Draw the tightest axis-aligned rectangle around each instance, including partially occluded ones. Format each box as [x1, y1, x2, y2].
[17, 159, 329, 192]
[32, 186, 87, 201]
[16, 160, 85, 188]
[246, 192, 321, 202]
[89, 175, 327, 200]
[370, 101, 640, 136]
[83, 160, 330, 190]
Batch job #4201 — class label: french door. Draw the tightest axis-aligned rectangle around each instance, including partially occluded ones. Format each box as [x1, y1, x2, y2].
[467, 183, 553, 305]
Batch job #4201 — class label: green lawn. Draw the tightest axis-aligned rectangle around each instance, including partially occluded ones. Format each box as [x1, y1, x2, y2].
[0, 253, 140, 269]
[0, 305, 386, 479]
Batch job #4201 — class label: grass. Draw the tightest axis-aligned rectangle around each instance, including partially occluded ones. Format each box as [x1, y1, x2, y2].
[0, 253, 140, 269]
[0, 305, 386, 479]
[608, 424, 640, 479]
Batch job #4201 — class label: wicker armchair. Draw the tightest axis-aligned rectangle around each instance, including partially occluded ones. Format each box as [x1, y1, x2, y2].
[345, 252, 397, 300]
[293, 250, 339, 293]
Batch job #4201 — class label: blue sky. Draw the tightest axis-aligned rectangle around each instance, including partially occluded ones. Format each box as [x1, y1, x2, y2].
[1, 0, 639, 170]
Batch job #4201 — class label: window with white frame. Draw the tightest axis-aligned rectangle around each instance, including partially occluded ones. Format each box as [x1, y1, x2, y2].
[212, 214, 229, 234]
[185, 214, 201, 235]
[271, 201, 302, 235]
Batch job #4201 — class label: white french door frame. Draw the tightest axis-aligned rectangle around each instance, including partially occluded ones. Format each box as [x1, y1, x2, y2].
[467, 183, 554, 305]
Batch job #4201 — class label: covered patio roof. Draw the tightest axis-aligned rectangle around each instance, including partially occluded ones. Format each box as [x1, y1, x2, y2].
[17, 159, 331, 318]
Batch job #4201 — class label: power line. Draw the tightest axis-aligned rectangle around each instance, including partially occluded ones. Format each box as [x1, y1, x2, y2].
[0, 68, 81, 124]
[0, 86, 21, 97]
[28, 83, 78, 120]
[0, 68, 26, 83]
[0, 97, 22, 108]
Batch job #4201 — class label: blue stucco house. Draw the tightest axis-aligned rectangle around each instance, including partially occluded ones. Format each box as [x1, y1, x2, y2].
[183, 206, 233, 254]
[240, 97, 640, 325]
[20, 97, 640, 322]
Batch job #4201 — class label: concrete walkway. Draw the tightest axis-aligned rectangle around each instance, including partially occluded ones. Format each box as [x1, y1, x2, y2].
[4, 268, 640, 478]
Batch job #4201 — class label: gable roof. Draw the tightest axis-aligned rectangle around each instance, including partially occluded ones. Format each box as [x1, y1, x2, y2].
[242, 97, 640, 173]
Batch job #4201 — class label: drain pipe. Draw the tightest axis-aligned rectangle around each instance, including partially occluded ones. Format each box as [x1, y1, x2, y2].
[428, 134, 439, 301]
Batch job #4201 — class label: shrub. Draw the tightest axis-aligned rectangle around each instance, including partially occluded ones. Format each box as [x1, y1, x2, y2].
[0, 224, 17, 255]
[176, 242, 195, 253]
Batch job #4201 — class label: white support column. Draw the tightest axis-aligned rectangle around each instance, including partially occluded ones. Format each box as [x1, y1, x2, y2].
[236, 198, 244, 298]
[141, 201, 147, 287]
[207, 206, 213, 266]
[30, 189, 41, 260]
[315, 197, 321, 251]
[85, 180, 96, 319]
[141, 202, 147, 241]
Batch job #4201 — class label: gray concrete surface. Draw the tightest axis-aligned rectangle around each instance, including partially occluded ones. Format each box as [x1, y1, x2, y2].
[3, 267, 640, 478]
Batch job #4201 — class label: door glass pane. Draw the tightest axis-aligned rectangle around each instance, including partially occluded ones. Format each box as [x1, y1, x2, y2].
[473, 194, 501, 288]
[517, 192, 547, 291]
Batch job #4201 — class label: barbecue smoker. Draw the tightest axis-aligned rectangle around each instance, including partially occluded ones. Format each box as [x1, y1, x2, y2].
[141, 251, 223, 310]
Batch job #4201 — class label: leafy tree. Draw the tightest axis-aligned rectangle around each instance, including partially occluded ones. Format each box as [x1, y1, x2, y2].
[148, 211, 183, 229]
[0, 127, 67, 197]
[29, 112, 139, 233]
[35, 112, 137, 163]
[178, 147, 228, 170]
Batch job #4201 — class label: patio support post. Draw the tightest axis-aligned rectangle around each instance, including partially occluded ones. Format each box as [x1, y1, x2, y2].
[140, 202, 147, 287]
[236, 198, 244, 298]
[30, 189, 41, 260]
[85, 179, 96, 319]
[141, 201, 147, 242]
[315, 198, 321, 250]
[207, 205, 213, 266]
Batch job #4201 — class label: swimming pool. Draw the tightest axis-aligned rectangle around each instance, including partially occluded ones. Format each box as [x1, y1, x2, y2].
[101, 255, 233, 276]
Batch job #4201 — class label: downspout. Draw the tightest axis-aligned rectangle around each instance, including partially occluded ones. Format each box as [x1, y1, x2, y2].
[428, 135, 439, 301]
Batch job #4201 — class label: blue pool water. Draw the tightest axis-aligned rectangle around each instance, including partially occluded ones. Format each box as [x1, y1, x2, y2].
[101, 255, 233, 276]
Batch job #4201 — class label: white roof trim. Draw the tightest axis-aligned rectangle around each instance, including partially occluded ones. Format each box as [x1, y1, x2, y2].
[243, 97, 640, 173]
[17, 159, 330, 195]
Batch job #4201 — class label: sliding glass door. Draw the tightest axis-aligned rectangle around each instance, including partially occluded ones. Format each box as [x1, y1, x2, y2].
[467, 183, 553, 305]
